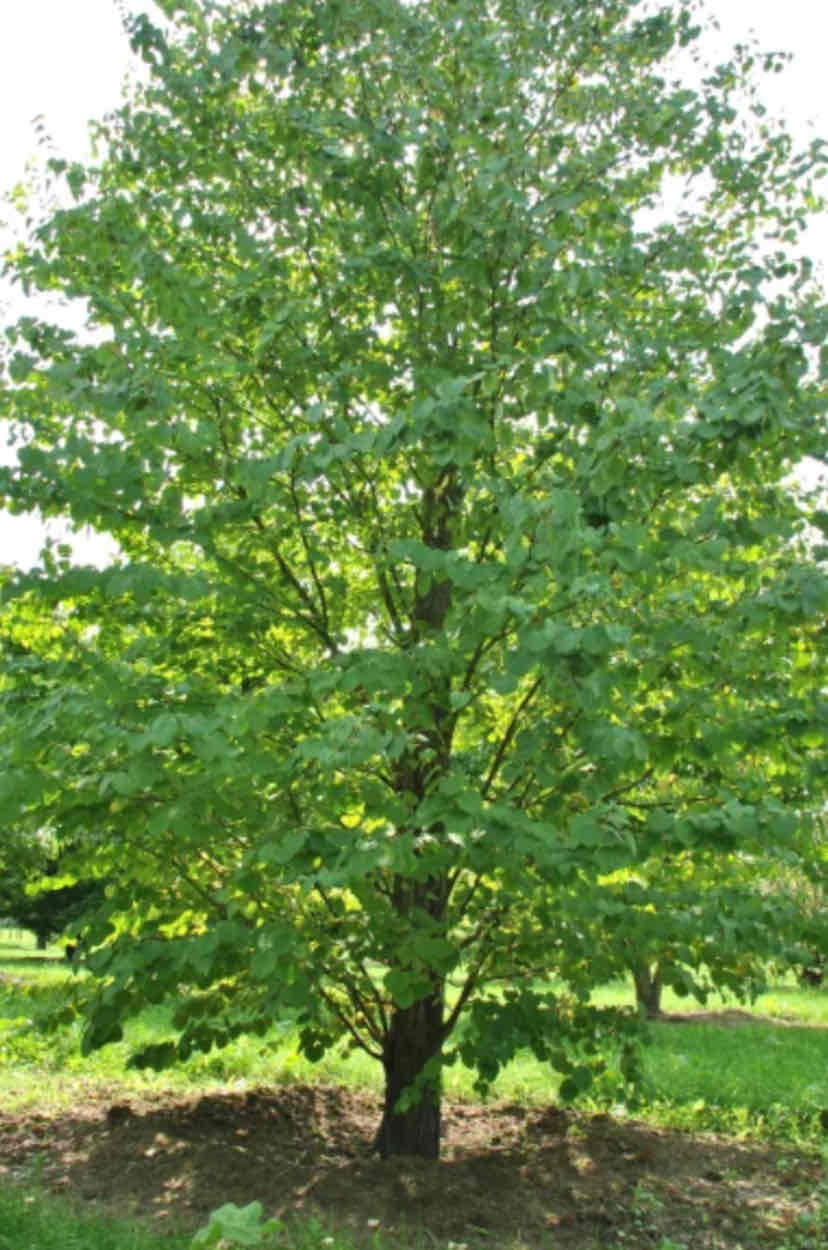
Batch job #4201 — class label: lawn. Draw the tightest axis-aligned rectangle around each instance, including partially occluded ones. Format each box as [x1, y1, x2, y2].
[0, 930, 826, 1250]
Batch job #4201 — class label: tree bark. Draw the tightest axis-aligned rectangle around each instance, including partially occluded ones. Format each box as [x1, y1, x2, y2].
[374, 990, 444, 1159]
[798, 952, 825, 987]
[632, 961, 663, 1019]
[370, 465, 457, 1160]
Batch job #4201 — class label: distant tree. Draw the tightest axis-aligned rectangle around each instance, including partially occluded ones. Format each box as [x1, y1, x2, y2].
[767, 822, 827, 988]
[592, 804, 828, 1018]
[0, 0, 826, 1158]
[587, 858, 823, 1019]
[0, 831, 44, 941]
[0, 831, 103, 950]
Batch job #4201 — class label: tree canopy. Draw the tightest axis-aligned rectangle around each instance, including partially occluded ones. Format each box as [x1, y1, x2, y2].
[1, 0, 826, 1158]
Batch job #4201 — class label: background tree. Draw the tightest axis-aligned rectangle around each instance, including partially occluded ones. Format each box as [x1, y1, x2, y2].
[580, 689, 828, 1019]
[0, 0, 826, 1158]
[576, 849, 826, 1020]
[764, 814, 827, 987]
[0, 830, 48, 944]
[0, 615, 105, 950]
[0, 828, 101, 951]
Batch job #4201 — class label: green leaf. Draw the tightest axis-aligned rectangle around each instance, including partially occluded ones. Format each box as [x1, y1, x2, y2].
[559, 1066, 594, 1102]
[191, 1202, 282, 1249]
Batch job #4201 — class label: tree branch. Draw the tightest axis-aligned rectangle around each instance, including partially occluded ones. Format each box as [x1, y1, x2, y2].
[482, 675, 543, 799]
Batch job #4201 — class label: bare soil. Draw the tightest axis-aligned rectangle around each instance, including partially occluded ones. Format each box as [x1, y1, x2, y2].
[0, 1074, 824, 1249]
[659, 1008, 823, 1028]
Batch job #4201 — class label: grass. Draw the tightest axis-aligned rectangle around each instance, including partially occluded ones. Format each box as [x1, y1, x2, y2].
[0, 1187, 191, 1250]
[638, 1019, 827, 1137]
[2, 934, 827, 1137]
[0, 1187, 371, 1250]
[1, 930, 827, 1250]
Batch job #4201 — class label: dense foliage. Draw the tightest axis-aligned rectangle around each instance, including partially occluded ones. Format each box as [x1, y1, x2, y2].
[1, 0, 826, 1156]
[0, 841, 100, 951]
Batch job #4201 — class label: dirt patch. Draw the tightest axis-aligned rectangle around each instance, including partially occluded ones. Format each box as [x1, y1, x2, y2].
[659, 1009, 807, 1027]
[658, 1008, 828, 1030]
[0, 1083, 823, 1248]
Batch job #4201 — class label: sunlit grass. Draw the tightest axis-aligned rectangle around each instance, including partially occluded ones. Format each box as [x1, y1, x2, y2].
[639, 1018, 828, 1137]
[755, 983, 828, 1026]
[1, 931, 826, 1142]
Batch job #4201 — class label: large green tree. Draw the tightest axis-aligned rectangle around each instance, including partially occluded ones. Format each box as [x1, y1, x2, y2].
[1, 0, 826, 1158]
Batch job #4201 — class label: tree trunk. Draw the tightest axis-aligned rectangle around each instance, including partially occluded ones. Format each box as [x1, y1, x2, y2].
[374, 991, 444, 1159]
[632, 961, 663, 1019]
[798, 952, 825, 987]
[373, 468, 457, 1161]
[35, 931, 48, 951]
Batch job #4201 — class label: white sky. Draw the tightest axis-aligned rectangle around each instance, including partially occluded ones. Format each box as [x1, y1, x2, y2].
[0, 0, 826, 569]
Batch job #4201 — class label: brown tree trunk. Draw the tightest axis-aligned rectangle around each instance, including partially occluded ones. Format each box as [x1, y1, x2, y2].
[632, 961, 663, 1019]
[798, 953, 825, 987]
[371, 466, 457, 1160]
[374, 991, 444, 1159]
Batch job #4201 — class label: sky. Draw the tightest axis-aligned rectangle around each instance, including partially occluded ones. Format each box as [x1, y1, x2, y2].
[0, 0, 826, 568]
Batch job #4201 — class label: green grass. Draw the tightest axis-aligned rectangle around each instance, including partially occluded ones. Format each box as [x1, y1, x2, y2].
[756, 983, 828, 1026]
[0, 1186, 190, 1250]
[2, 936, 826, 1143]
[639, 1019, 828, 1136]
[0, 1188, 380, 1250]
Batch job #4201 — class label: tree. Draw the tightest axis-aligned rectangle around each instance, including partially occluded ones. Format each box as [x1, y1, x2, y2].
[0, 828, 101, 950]
[584, 767, 828, 1019]
[0, 625, 105, 949]
[0, 0, 826, 1158]
[0, 850, 101, 952]
[765, 815, 827, 987]
[0, 830, 49, 944]
[582, 852, 825, 1019]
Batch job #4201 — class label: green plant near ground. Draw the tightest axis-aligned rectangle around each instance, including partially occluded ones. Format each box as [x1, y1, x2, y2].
[0, 1190, 390, 1250]
[191, 1202, 282, 1249]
